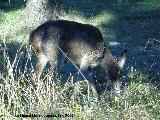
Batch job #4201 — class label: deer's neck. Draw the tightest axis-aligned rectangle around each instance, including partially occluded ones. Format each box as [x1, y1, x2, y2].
[101, 49, 117, 68]
[100, 50, 120, 81]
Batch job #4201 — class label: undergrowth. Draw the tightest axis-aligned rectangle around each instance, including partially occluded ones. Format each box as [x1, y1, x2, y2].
[0, 46, 160, 120]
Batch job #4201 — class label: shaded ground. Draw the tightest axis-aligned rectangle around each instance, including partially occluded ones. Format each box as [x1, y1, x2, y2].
[60, 1, 160, 89]
[64, 1, 160, 85]
[107, 7, 160, 84]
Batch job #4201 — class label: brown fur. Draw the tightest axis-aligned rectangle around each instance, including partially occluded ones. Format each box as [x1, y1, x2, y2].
[29, 20, 127, 98]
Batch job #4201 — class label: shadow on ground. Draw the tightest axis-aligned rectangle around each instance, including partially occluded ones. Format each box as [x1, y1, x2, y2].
[62, 0, 160, 88]
[0, 1, 26, 12]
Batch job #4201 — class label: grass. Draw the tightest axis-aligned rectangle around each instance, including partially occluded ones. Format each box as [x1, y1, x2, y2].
[0, 8, 29, 44]
[0, 51, 160, 119]
[0, 0, 160, 120]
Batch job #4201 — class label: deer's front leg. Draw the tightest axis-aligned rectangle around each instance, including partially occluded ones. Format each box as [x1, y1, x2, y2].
[110, 80, 122, 99]
[76, 54, 99, 101]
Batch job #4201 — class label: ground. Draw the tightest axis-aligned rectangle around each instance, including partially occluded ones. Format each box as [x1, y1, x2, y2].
[0, 0, 160, 120]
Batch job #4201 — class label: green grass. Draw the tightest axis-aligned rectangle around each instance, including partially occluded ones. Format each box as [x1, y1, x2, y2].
[0, 0, 160, 120]
[0, 5, 114, 44]
[0, 9, 29, 44]
[0, 52, 160, 119]
[143, 0, 160, 9]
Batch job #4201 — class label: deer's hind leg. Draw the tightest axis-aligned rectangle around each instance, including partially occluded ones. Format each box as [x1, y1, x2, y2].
[33, 52, 48, 88]
[46, 50, 65, 88]
[49, 51, 65, 73]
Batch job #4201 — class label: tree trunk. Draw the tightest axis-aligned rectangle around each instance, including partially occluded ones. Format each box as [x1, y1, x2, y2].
[24, 0, 62, 26]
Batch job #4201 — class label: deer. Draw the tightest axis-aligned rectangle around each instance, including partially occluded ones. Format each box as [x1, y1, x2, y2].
[29, 20, 127, 100]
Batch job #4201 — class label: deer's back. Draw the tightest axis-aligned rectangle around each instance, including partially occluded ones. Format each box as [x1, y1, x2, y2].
[30, 20, 105, 63]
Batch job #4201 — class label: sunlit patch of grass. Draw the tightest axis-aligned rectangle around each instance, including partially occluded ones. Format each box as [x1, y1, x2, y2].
[89, 11, 116, 28]
[143, 0, 160, 10]
[0, 7, 115, 44]
[0, 8, 116, 47]
[95, 67, 160, 120]
[62, 10, 115, 30]
[0, 8, 29, 44]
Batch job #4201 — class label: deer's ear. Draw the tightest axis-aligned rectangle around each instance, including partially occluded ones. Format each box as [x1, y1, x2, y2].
[118, 49, 127, 69]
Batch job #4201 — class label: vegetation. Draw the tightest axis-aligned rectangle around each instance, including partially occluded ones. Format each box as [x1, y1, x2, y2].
[0, 0, 160, 119]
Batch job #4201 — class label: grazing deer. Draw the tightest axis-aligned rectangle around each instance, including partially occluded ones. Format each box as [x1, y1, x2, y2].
[29, 20, 127, 99]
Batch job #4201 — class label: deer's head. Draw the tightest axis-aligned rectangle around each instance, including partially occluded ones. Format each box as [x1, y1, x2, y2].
[102, 49, 127, 82]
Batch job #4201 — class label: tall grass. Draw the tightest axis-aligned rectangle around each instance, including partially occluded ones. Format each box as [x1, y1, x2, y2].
[0, 38, 160, 120]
